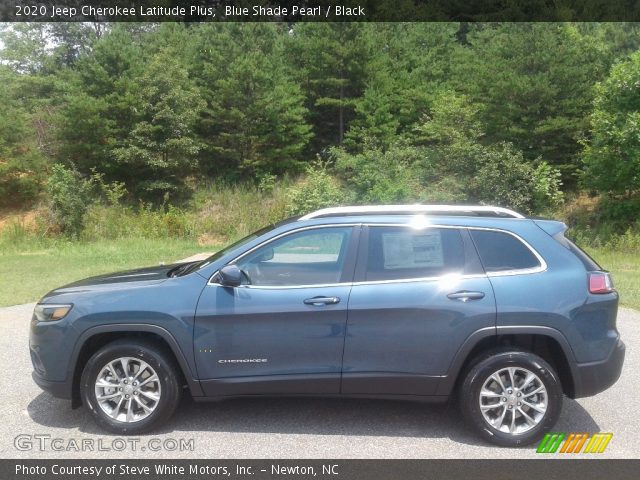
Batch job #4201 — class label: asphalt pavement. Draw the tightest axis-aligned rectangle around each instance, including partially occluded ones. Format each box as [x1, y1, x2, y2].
[1, 303, 637, 459]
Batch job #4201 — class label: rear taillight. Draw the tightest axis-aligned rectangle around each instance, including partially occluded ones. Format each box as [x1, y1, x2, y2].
[589, 271, 614, 294]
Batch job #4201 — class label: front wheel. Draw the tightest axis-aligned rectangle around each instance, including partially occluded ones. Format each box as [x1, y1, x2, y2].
[80, 339, 182, 434]
[459, 350, 563, 447]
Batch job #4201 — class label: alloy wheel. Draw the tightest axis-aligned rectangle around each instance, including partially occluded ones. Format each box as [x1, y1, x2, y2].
[94, 356, 161, 423]
[478, 366, 548, 434]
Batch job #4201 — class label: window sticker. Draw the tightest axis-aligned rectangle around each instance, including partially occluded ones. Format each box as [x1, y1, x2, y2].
[382, 230, 444, 269]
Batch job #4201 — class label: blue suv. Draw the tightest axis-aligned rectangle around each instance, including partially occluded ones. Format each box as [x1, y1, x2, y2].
[29, 205, 625, 446]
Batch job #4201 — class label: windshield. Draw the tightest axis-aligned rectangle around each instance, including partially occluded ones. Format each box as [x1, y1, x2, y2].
[175, 216, 300, 276]
[189, 224, 279, 273]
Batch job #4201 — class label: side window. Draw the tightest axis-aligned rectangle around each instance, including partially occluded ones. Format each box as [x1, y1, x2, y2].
[470, 230, 541, 272]
[235, 227, 352, 286]
[365, 227, 465, 281]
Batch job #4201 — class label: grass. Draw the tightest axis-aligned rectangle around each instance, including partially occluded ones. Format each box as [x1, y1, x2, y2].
[0, 238, 213, 307]
[587, 248, 640, 311]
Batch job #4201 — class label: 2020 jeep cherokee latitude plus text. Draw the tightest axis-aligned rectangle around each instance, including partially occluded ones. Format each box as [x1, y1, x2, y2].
[29, 205, 625, 446]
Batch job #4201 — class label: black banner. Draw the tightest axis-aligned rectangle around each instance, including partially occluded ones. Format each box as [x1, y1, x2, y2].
[2, 459, 640, 480]
[2, 0, 640, 22]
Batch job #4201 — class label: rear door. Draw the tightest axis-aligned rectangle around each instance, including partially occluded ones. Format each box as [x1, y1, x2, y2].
[342, 225, 496, 396]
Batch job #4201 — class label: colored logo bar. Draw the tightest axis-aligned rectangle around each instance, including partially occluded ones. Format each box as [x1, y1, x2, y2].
[537, 433, 613, 454]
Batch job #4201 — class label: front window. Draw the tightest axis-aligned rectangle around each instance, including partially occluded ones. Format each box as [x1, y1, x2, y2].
[234, 227, 353, 286]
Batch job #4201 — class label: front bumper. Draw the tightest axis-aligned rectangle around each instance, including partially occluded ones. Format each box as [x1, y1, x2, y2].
[572, 339, 625, 398]
[31, 370, 72, 400]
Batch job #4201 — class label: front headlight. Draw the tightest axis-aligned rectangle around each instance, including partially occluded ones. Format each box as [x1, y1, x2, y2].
[33, 304, 73, 322]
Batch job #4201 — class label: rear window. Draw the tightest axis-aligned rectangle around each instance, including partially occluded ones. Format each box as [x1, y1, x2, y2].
[553, 233, 601, 271]
[470, 230, 541, 272]
[365, 227, 465, 281]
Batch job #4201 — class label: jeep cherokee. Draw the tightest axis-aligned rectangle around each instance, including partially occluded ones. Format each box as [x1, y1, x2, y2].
[29, 205, 625, 446]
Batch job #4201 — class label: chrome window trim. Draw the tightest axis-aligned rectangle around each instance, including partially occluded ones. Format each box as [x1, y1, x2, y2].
[209, 274, 488, 290]
[207, 224, 359, 287]
[465, 226, 548, 277]
[351, 272, 486, 287]
[207, 222, 547, 289]
[211, 282, 351, 290]
[362, 224, 547, 280]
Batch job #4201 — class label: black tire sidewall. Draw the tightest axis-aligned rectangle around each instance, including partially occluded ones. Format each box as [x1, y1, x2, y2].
[461, 351, 563, 447]
[80, 341, 181, 435]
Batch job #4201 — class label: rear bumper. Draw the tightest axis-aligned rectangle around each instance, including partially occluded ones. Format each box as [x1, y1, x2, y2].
[32, 371, 72, 400]
[572, 339, 625, 398]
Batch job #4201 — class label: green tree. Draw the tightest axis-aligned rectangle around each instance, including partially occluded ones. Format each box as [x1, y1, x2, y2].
[55, 25, 146, 184]
[192, 24, 311, 177]
[45, 164, 92, 237]
[583, 50, 640, 196]
[343, 79, 399, 150]
[345, 23, 460, 150]
[288, 23, 373, 150]
[416, 90, 563, 212]
[0, 66, 46, 207]
[455, 23, 609, 184]
[413, 90, 486, 179]
[0, 23, 103, 74]
[113, 47, 205, 201]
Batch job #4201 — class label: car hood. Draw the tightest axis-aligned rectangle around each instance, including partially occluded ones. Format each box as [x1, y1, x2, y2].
[42, 263, 182, 298]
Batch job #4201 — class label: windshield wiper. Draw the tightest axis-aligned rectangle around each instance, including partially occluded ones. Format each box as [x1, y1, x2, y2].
[168, 263, 192, 277]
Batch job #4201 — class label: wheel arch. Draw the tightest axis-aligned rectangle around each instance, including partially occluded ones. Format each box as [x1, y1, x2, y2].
[438, 326, 579, 398]
[69, 324, 203, 407]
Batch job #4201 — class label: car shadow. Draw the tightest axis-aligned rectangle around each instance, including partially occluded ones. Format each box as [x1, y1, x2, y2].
[26, 392, 600, 447]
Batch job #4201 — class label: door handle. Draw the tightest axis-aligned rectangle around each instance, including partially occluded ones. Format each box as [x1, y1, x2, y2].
[304, 296, 341, 306]
[447, 291, 485, 302]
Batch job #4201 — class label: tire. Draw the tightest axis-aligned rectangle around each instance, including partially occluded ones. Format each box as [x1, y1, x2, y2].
[80, 339, 182, 434]
[459, 349, 562, 447]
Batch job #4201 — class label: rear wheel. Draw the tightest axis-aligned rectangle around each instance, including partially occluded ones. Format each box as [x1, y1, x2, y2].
[460, 350, 563, 447]
[80, 340, 182, 434]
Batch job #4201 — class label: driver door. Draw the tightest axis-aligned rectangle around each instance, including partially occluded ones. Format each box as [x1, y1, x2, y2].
[194, 225, 359, 396]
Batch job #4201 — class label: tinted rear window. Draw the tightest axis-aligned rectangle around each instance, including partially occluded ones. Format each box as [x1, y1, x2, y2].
[366, 227, 465, 281]
[470, 230, 541, 272]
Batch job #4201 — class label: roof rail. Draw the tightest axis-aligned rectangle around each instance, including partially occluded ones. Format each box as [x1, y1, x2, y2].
[298, 205, 525, 220]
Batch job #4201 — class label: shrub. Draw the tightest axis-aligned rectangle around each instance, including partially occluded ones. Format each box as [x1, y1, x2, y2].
[89, 169, 128, 206]
[0, 156, 44, 208]
[550, 192, 640, 251]
[608, 228, 640, 252]
[532, 161, 564, 212]
[470, 143, 563, 214]
[192, 179, 289, 242]
[45, 164, 92, 237]
[82, 203, 197, 241]
[597, 195, 640, 228]
[285, 162, 348, 216]
[332, 142, 425, 203]
[257, 173, 277, 194]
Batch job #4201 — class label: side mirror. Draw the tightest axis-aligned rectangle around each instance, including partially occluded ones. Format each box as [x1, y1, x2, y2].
[218, 265, 242, 287]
